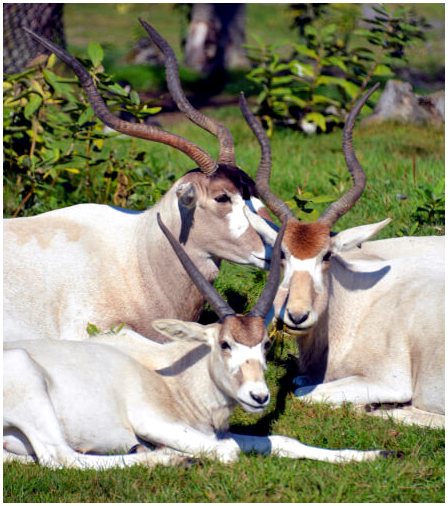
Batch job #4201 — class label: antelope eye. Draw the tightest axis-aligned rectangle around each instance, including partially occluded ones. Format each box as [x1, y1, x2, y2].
[264, 340, 272, 351]
[220, 340, 232, 351]
[323, 251, 332, 262]
[214, 194, 231, 204]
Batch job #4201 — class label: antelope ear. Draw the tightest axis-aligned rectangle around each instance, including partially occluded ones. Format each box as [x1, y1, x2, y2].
[176, 183, 197, 209]
[152, 319, 218, 344]
[330, 218, 391, 253]
[244, 206, 278, 246]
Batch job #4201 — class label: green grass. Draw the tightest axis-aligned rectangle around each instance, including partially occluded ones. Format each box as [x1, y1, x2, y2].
[4, 5, 445, 502]
[4, 344, 445, 502]
[4, 116, 445, 501]
[62, 4, 444, 93]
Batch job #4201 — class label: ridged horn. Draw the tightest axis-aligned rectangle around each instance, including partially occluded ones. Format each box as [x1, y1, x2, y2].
[23, 26, 217, 174]
[239, 93, 293, 221]
[248, 219, 286, 318]
[318, 83, 380, 227]
[139, 18, 236, 167]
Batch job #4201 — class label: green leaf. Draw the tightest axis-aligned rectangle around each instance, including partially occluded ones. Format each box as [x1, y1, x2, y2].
[311, 94, 340, 106]
[86, 322, 102, 336]
[304, 25, 318, 38]
[284, 95, 307, 107]
[322, 56, 347, 72]
[309, 194, 336, 204]
[46, 52, 58, 69]
[42, 69, 63, 92]
[316, 76, 360, 98]
[130, 90, 140, 105]
[106, 82, 129, 97]
[289, 61, 314, 77]
[87, 42, 104, 67]
[321, 24, 337, 39]
[304, 112, 327, 132]
[373, 64, 394, 76]
[141, 106, 162, 115]
[271, 87, 294, 97]
[78, 106, 95, 125]
[24, 93, 43, 119]
[272, 75, 296, 86]
[293, 44, 318, 60]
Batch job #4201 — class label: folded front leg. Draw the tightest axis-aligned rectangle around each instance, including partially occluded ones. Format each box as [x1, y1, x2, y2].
[294, 376, 412, 406]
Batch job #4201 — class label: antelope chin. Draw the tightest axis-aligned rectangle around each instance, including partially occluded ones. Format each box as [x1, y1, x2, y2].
[280, 322, 314, 337]
[238, 400, 267, 414]
[237, 394, 269, 413]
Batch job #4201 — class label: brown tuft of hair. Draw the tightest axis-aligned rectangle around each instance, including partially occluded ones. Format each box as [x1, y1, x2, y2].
[224, 316, 266, 346]
[284, 219, 330, 259]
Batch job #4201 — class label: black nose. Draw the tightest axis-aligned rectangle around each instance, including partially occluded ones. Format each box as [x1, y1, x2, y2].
[250, 392, 269, 405]
[287, 311, 310, 325]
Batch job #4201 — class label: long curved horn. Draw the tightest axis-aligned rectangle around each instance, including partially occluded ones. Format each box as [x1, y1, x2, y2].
[139, 19, 236, 167]
[249, 220, 286, 318]
[157, 213, 235, 321]
[239, 93, 293, 221]
[318, 83, 380, 227]
[23, 27, 217, 174]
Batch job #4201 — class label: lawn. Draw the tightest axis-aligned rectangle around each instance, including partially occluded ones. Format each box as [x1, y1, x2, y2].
[3, 3, 445, 503]
[3, 340, 445, 502]
[3, 107, 444, 503]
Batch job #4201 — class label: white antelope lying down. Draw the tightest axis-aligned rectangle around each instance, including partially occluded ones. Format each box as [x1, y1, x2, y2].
[4, 21, 274, 344]
[241, 86, 445, 428]
[3, 216, 396, 469]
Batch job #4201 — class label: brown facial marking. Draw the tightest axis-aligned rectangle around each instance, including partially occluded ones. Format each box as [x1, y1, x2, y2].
[223, 316, 266, 346]
[284, 219, 330, 260]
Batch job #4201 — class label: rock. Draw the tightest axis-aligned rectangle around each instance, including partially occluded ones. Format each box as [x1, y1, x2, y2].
[418, 90, 444, 121]
[363, 80, 444, 125]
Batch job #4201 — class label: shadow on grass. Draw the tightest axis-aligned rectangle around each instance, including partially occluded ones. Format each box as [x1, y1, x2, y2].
[198, 290, 298, 437]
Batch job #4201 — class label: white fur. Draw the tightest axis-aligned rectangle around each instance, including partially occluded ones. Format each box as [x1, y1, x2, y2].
[4, 174, 274, 342]
[4, 323, 388, 469]
[227, 195, 250, 238]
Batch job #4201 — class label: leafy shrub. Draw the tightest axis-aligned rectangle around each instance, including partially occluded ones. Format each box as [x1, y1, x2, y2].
[411, 178, 445, 226]
[3, 44, 168, 217]
[285, 186, 335, 222]
[246, 4, 430, 134]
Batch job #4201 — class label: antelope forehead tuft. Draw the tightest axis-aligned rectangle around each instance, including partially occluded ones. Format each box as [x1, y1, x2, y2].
[284, 220, 330, 260]
[226, 316, 266, 347]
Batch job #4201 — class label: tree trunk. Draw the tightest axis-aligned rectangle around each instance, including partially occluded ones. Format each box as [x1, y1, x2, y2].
[183, 3, 249, 75]
[3, 3, 65, 73]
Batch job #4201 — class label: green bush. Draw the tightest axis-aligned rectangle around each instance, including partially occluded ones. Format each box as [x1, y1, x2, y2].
[246, 4, 429, 134]
[3, 46, 167, 217]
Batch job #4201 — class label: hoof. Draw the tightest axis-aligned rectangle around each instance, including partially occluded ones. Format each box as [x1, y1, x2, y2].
[380, 450, 404, 459]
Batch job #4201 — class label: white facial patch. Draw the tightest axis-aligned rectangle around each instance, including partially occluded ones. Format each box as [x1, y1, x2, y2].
[227, 195, 250, 238]
[246, 197, 265, 213]
[227, 341, 266, 375]
[282, 254, 325, 293]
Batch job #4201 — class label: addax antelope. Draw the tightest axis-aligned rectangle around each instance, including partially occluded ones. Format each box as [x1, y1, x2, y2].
[241, 86, 444, 428]
[4, 20, 275, 343]
[4, 214, 397, 469]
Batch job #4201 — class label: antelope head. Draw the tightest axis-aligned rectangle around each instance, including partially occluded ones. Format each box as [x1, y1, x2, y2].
[155, 214, 285, 412]
[23, 20, 275, 269]
[240, 85, 391, 333]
